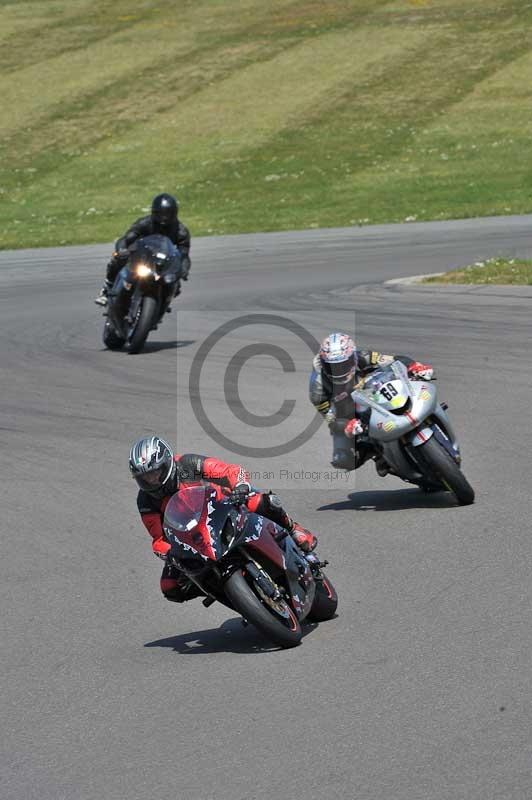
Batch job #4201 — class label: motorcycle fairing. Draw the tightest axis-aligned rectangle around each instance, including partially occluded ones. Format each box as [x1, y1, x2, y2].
[430, 403, 461, 462]
[408, 404, 461, 460]
[239, 512, 287, 571]
[410, 426, 433, 447]
[237, 512, 315, 618]
[164, 484, 223, 561]
[163, 483, 316, 620]
[129, 234, 182, 280]
[378, 439, 424, 483]
[364, 383, 438, 442]
[275, 532, 315, 618]
[353, 362, 442, 443]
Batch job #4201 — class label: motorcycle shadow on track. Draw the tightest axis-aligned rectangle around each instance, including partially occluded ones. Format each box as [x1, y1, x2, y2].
[144, 617, 318, 655]
[140, 338, 195, 354]
[100, 339, 195, 354]
[318, 487, 458, 513]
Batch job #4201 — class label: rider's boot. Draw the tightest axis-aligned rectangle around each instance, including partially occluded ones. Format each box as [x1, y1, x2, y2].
[331, 448, 357, 471]
[374, 456, 390, 477]
[279, 507, 317, 551]
[161, 565, 203, 603]
[287, 519, 318, 553]
[258, 492, 318, 552]
[94, 279, 112, 306]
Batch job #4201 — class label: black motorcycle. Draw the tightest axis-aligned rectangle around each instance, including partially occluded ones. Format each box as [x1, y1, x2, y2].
[103, 234, 182, 354]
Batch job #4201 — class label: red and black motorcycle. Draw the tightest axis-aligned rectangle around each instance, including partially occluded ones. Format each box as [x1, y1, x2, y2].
[163, 482, 338, 648]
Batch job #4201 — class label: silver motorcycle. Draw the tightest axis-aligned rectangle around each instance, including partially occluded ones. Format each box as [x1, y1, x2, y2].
[350, 360, 475, 505]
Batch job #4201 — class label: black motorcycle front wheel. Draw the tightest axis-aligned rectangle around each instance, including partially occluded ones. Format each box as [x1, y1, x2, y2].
[419, 436, 475, 505]
[127, 296, 157, 354]
[224, 569, 302, 649]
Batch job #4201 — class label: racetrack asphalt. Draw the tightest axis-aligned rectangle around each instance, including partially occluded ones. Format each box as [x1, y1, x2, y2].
[2, 216, 532, 800]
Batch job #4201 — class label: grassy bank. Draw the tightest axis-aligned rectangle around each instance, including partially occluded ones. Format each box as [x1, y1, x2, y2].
[2, 0, 532, 249]
[423, 258, 532, 285]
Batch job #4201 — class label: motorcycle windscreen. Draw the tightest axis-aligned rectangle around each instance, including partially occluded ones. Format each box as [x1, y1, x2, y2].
[163, 485, 217, 560]
[133, 234, 180, 277]
[359, 365, 409, 410]
[362, 366, 395, 392]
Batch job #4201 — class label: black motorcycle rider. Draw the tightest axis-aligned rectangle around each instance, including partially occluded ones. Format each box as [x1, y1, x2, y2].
[94, 193, 191, 306]
[309, 332, 434, 472]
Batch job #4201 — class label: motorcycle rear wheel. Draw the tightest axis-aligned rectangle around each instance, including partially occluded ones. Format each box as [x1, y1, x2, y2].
[307, 572, 338, 622]
[127, 296, 157, 354]
[419, 436, 475, 505]
[224, 569, 302, 649]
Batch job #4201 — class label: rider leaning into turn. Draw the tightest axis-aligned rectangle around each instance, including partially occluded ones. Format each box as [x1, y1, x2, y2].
[95, 193, 191, 306]
[129, 436, 317, 605]
[309, 333, 434, 473]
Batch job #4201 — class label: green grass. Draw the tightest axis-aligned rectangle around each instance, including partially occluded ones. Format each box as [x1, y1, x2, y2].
[2, 0, 532, 249]
[423, 257, 532, 285]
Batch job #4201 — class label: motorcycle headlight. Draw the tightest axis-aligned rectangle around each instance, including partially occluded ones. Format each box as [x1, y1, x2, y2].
[136, 263, 152, 278]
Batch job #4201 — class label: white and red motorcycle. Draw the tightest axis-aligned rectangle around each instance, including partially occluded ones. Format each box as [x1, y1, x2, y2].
[350, 360, 474, 505]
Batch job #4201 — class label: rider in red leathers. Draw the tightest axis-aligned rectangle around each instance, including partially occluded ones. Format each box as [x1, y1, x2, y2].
[129, 436, 317, 604]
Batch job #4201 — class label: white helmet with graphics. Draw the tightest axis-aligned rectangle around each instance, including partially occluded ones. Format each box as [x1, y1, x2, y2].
[319, 333, 357, 384]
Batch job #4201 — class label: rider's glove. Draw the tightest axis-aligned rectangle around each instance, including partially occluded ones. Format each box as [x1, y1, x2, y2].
[408, 361, 434, 381]
[228, 482, 251, 506]
[112, 248, 130, 264]
[344, 418, 364, 438]
[153, 539, 171, 561]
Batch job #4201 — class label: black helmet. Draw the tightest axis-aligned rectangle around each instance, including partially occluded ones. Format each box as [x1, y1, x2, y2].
[129, 435, 177, 496]
[151, 193, 178, 228]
